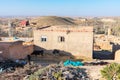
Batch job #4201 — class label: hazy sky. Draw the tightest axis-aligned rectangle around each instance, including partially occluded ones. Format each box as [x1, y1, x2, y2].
[0, 0, 120, 16]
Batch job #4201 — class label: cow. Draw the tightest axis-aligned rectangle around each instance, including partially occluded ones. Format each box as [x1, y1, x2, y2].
[31, 50, 44, 57]
[52, 49, 60, 55]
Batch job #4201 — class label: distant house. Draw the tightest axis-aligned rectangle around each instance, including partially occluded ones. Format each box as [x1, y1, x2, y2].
[20, 20, 29, 27]
[101, 18, 116, 23]
[79, 18, 87, 22]
[34, 25, 93, 59]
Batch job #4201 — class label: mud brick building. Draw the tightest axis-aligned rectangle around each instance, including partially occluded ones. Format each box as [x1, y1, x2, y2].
[34, 26, 93, 58]
[0, 41, 33, 60]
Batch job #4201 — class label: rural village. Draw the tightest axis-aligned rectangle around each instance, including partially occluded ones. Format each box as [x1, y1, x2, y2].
[0, 16, 120, 80]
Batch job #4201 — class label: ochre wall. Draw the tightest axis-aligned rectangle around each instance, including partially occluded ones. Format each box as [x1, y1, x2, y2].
[115, 49, 120, 62]
[0, 41, 33, 60]
[9, 43, 33, 59]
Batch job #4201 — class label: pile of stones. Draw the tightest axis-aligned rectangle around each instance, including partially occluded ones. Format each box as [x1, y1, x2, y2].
[28, 64, 90, 80]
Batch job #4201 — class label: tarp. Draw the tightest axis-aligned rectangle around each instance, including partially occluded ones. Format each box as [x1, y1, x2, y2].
[63, 60, 83, 66]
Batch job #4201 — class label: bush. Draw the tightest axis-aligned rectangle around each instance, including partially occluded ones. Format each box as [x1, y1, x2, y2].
[101, 63, 120, 80]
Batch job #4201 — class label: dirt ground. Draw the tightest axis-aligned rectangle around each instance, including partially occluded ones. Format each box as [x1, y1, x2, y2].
[81, 65, 105, 80]
[0, 54, 114, 80]
[30, 55, 108, 80]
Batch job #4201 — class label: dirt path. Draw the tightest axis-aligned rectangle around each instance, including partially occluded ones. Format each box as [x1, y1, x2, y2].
[81, 65, 105, 80]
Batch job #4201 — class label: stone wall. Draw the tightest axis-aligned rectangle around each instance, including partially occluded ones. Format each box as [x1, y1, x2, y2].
[115, 49, 120, 62]
[95, 42, 113, 51]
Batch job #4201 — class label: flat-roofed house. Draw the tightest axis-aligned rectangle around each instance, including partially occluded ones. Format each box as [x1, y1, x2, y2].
[34, 25, 93, 59]
[0, 41, 33, 60]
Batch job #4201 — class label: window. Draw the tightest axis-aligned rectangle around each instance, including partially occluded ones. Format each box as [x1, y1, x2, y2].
[41, 36, 47, 42]
[58, 36, 65, 42]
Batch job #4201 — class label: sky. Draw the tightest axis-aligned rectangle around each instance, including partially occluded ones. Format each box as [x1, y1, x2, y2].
[0, 0, 120, 17]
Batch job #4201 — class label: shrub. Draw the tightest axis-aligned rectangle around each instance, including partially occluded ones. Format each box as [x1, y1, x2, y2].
[101, 63, 120, 80]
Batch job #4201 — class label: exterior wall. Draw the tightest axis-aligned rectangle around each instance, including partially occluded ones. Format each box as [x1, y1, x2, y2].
[115, 49, 120, 62]
[95, 42, 113, 51]
[0, 43, 10, 60]
[0, 41, 33, 60]
[34, 26, 93, 58]
[9, 42, 33, 59]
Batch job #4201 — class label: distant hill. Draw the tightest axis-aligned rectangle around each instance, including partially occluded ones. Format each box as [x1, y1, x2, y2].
[30, 16, 76, 27]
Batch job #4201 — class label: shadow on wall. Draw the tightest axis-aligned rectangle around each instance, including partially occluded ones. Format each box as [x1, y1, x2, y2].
[31, 45, 79, 59]
[33, 45, 72, 55]
[112, 43, 120, 54]
[93, 42, 120, 60]
[93, 50, 114, 60]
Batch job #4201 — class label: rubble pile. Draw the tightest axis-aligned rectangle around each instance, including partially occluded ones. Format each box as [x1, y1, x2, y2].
[28, 64, 90, 80]
[0, 61, 42, 80]
[0, 60, 27, 73]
